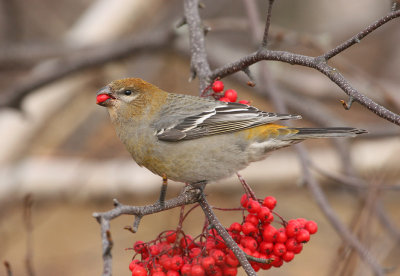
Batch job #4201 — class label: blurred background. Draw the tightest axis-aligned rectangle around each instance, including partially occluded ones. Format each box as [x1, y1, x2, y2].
[0, 0, 399, 275]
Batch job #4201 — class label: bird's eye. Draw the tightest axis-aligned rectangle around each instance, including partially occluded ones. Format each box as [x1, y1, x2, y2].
[124, 90, 132, 96]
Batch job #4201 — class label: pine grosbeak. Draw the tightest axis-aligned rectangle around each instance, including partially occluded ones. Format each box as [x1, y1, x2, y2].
[96, 78, 366, 185]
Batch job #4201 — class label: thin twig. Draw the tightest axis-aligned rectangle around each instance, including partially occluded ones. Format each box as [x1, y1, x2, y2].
[3, 261, 12, 276]
[260, 0, 275, 48]
[323, 10, 400, 60]
[23, 194, 35, 276]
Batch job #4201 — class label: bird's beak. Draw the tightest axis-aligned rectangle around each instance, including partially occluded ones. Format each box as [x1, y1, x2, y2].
[96, 86, 114, 106]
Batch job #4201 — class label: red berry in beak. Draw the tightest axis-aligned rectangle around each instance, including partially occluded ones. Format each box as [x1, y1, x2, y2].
[96, 94, 111, 104]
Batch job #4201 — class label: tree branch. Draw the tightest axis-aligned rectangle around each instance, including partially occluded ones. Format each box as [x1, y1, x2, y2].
[93, 187, 202, 276]
[210, 48, 400, 126]
[183, 0, 212, 92]
[197, 191, 256, 276]
[260, 0, 275, 48]
[323, 10, 400, 60]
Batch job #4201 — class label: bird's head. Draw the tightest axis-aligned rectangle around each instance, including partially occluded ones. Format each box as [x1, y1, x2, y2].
[96, 78, 165, 107]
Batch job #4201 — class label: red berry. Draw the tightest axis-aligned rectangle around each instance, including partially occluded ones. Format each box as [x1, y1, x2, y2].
[262, 225, 278, 242]
[131, 265, 147, 276]
[276, 228, 288, 243]
[166, 271, 179, 276]
[211, 249, 226, 265]
[133, 241, 146, 253]
[189, 247, 202, 258]
[205, 239, 216, 251]
[149, 244, 160, 256]
[241, 236, 258, 251]
[296, 229, 310, 243]
[201, 256, 216, 271]
[282, 251, 295, 262]
[238, 100, 250, 105]
[129, 260, 141, 271]
[257, 207, 271, 222]
[273, 243, 287, 256]
[151, 264, 163, 273]
[271, 256, 283, 268]
[219, 97, 231, 102]
[259, 241, 274, 255]
[296, 218, 307, 228]
[152, 272, 166, 276]
[240, 194, 250, 208]
[285, 238, 303, 254]
[160, 255, 172, 271]
[222, 266, 237, 276]
[262, 196, 277, 210]
[191, 264, 205, 276]
[241, 222, 258, 236]
[96, 94, 111, 104]
[225, 254, 239, 267]
[229, 232, 241, 243]
[244, 214, 259, 226]
[180, 235, 194, 249]
[170, 255, 183, 271]
[259, 254, 272, 270]
[229, 222, 242, 233]
[212, 81, 224, 93]
[305, 220, 318, 234]
[165, 231, 177, 243]
[286, 220, 301, 237]
[224, 89, 238, 102]
[247, 199, 261, 214]
[181, 264, 192, 276]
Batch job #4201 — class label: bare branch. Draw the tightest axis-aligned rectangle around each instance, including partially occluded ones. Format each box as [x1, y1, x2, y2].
[210, 49, 400, 126]
[323, 10, 400, 60]
[183, 0, 212, 92]
[93, 186, 202, 276]
[296, 146, 385, 276]
[260, 0, 275, 48]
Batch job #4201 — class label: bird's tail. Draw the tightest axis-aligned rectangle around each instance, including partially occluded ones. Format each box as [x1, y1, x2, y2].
[288, 127, 367, 139]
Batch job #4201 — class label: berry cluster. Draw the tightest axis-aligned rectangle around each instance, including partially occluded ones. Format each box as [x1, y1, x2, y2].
[211, 80, 250, 105]
[128, 194, 317, 276]
[129, 229, 239, 276]
[235, 194, 318, 271]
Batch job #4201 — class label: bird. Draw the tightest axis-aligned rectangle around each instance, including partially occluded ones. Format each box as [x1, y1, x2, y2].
[96, 78, 366, 186]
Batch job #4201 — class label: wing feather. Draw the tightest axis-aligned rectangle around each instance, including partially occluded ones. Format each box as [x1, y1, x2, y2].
[156, 101, 301, 141]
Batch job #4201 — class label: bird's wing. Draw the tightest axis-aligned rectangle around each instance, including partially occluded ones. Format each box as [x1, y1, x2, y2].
[155, 101, 301, 142]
